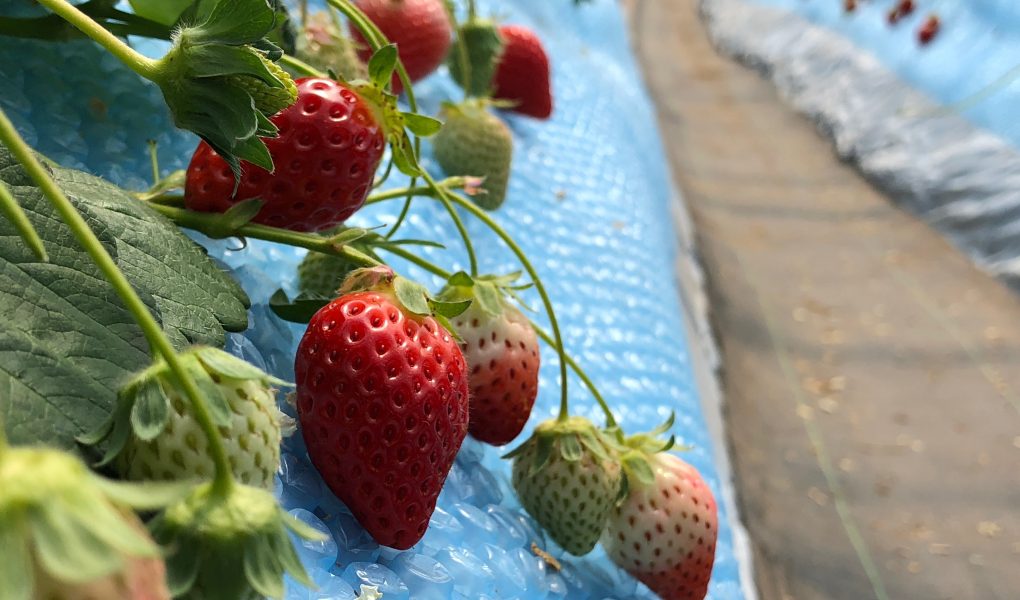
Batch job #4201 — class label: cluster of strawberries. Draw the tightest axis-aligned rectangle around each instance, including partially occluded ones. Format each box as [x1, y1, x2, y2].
[180, 1, 719, 598]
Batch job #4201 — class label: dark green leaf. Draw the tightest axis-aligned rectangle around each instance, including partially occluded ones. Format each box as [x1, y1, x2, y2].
[368, 44, 399, 88]
[0, 147, 247, 454]
[130, 377, 171, 441]
[402, 112, 443, 137]
[268, 289, 330, 324]
[186, 0, 277, 45]
[393, 277, 431, 315]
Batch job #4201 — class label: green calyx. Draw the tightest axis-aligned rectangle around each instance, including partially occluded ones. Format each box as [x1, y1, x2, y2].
[449, 18, 504, 97]
[504, 416, 617, 478]
[339, 266, 472, 336]
[80, 346, 288, 469]
[150, 0, 296, 179]
[438, 270, 532, 320]
[0, 446, 186, 598]
[151, 482, 323, 599]
[611, 413, 687, 500]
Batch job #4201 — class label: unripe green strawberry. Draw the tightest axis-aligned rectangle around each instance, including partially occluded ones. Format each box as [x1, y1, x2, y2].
[296, 10, 368, 82]
[433, 101, 513, 210]
[0, 445, 182, 600]
[84, 347, 289, 490]
[226, 51, 299, 116]
[508, 417, 621, 555]
[151, 482, 320, 599]
[448, 18, 504, 97]
[297, 250, 362, 298]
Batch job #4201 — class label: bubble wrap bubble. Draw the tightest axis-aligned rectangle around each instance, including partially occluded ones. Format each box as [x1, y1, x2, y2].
[0, 0, 742, 597]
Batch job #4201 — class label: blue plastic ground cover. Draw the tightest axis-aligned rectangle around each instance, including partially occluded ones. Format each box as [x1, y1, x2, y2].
[0, 0, 743, 597]
[745, 0, 1020, 149]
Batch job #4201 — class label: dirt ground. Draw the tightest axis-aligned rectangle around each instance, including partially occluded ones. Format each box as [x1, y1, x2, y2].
[627, 1, 1020, 599]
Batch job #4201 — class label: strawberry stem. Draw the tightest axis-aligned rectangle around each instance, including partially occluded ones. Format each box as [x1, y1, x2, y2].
[34, 0, 159, 80]
[531, 325, 617, 428]
[0, 179, 48, 262]
[441, 192, 571, 422]
[0, 107, 236, 498]
[280, 54, 325, 78]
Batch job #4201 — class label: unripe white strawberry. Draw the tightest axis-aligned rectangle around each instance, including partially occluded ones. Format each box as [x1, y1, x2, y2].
[602, 453, 718, 600]
[84, 347, 289, 489]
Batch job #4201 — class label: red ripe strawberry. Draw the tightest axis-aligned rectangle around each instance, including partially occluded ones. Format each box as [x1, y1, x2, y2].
[493, 25, 553, 120]
[295, 267, 470, 549]
[603, 453, 718, 600]
[351, 0, 452, 94]
[185, 77, 385, 232]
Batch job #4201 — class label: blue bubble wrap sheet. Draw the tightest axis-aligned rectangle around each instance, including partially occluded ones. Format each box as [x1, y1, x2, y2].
[0, 0, 745, 597]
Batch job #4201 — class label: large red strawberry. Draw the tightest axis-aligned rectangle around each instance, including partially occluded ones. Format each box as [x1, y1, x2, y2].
[441, 273, 539, 445]
[603, 452, 718, 600]
[492, 25, 553, 119]
[185, 77, 385, 232]
[351, 0, 452, 94]
[295, 267, 470, 549]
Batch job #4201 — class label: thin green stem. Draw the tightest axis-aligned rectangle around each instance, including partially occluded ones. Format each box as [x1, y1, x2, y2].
[372, 155, 395, 189]
[0, 108, 234, 497]
[0, 179, 48, 262]
[467, 0, 478, 21]
[280, 54, 325, 78]
[34, 0, 158, 79]
[150, 204, 385, 267]
[384, 198, 413, 239]
[441, 192, 570, 421]
[421, 170, 478, 276]
[532, 325, 616, 427]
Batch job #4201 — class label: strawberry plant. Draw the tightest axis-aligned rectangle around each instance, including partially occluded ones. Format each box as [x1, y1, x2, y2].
[0, 0, 719, 597]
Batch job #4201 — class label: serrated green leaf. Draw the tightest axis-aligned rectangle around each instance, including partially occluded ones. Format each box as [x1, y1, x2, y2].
[182, 355, 231, 427]
[0, 523, 33, 600]
[0, 149, 248, 455]
[393, 277, 431, 315]
[560, 434, 583, 462]
[130, 377, 171, 441]
[429, 298, 473, 318]
[368, 44, 399, 88]
[402, 112, 443, 137]
[269, 289, 330, 324]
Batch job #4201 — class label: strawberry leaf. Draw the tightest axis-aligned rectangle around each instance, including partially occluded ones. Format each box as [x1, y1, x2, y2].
[0, 147, 248, 455]
[368, 44, 399, 88]
[402, 112, 443, 137]
[129, 0, 193, 26]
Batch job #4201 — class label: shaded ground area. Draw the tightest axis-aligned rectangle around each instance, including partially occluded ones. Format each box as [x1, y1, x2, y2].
[628, 1, 1020, 599]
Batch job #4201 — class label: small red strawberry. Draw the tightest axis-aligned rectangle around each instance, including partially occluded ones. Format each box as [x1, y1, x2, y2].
[351, 0, 453, 94]
[918, 14, 940, 45]
[603, 452, 718, 600]
[492, 25, 553, 119]
[441, 273, 539, 445]
[185, 77, 385, 232]
[295, 267, 470, 549]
